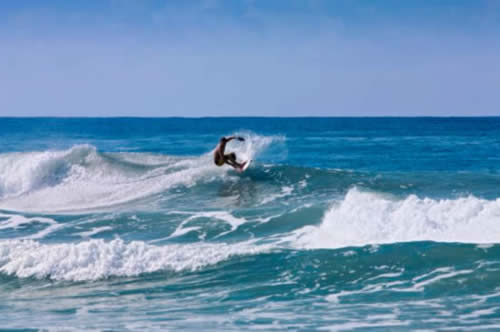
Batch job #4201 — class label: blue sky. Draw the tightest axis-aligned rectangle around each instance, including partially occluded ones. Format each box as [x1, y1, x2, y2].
[1, 0, 499, 116]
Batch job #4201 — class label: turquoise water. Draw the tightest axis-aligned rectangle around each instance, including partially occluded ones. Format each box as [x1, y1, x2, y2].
[1, 117, 500, 330]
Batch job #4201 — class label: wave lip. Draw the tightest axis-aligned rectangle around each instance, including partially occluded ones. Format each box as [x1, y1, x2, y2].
[0, 145, 95, 199]
[296, 188, 500, 249]
[0, 238, 269, 281]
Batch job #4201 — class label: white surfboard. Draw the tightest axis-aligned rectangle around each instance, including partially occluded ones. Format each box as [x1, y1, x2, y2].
[238, 159, 252, 172]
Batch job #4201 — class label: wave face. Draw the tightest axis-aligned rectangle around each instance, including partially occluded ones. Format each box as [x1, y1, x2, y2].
[1, 117, 500, 330]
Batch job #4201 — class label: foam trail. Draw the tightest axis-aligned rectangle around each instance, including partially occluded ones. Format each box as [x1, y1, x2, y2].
[0, 239, 269, 281]
[77, 226, 113, 238]
[167, 211, 248, 240]
[295, 188, 500, 249]
[0, 213, 61, 239]
[260, 185, 294, 205]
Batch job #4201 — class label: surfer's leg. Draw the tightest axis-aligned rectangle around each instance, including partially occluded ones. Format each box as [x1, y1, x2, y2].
[225, 159, 240, 169]
[224, 153, 243, 169]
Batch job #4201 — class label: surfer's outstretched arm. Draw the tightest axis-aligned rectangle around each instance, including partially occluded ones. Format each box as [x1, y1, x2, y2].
[223, 136, 245, 143]
[218, 136, 236, 154]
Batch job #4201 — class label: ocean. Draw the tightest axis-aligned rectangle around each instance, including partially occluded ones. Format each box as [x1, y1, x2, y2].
[1, 117, 499, 331]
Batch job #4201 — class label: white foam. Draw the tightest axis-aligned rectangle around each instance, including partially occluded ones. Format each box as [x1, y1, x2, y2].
[260, 185, 294, 205]
[0, 213, 61, 239]
[323, 320, 409, 331]
[460, 308, 498, 320]
[295, 188, 500, 249]
[477, 243, 495, 250]
[168, 226, 202, 238]
[298, 179, 308, 189]
[0, 238, 269, 281]
[77, 226, 113, 238]
[164, 211, 248, 240]
[412, 269, 474, 290]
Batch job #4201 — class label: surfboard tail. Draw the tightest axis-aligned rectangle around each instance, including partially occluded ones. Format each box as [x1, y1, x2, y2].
[240, 160, 251, 172]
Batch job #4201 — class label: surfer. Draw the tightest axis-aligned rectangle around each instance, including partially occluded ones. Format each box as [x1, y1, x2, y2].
[214, 136, 247, 170]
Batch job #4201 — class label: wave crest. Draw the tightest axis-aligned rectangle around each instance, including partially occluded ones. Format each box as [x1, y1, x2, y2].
[296, 188, 500, 249]
[0, 238, 268, 281]
[0, 144, 96, 198]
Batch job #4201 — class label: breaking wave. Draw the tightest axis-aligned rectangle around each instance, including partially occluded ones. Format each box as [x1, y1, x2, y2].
[295, 188, 500, 249]
[0, 238, 270, 281]
[0, 133, 282, 213]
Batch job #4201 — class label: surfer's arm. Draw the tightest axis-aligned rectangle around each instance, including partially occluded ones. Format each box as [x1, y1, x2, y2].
[218, 136, 244, 155]
[223, 136, 245, 142]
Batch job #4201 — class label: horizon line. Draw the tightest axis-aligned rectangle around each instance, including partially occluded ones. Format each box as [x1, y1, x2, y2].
[1, 115, 499, 119]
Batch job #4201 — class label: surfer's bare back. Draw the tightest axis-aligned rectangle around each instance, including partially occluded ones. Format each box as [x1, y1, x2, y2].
[214, 136, 247, 170]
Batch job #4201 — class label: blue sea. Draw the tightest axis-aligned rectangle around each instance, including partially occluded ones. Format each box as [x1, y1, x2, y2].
[1, 117, 500, 331]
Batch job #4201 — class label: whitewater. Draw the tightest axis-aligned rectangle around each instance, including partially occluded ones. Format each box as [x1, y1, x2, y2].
[1, 117, 500, 330]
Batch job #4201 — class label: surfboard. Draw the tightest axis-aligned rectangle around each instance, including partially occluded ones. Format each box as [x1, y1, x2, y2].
[238, 160, 252, 173]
